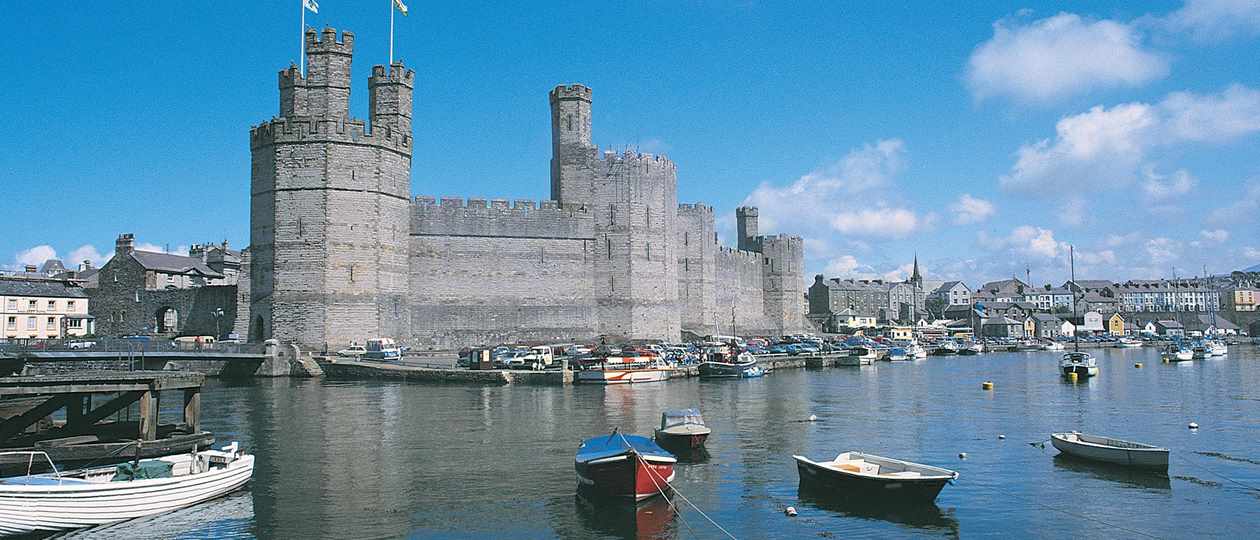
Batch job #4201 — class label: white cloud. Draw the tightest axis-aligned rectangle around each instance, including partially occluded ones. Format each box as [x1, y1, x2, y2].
[824, 255, 861, 276]
[13, 245, 57, 268]
[133, 242, 189, 255]
[1105, 232, 1141, 247]
[1076, 249, 1117, 266]
[966, 13, 1168, 103]
[1200, 229, 1229, 243]
[66, 245, 111, 267]
[980, 225, 1069, 259]
[950, 194, 996, 224]
[1145, 237, 1182, 263]
[1157, 0, 1260, 43]
[1059, 198, 1087, 226]
[1002, 84, 1260, 193]
[1209, 181, 1260, 224]
[830, 207, 925, 238]
[821, 255, 913, 282]
[1141, 167, 1196, 202]
[1244, 246, 1260, 260]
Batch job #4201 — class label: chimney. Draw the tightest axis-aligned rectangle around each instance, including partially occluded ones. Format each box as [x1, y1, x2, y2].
[24, 265, 36, 273]
[115, 233, 135, 257]
[80, 260, 94, 271]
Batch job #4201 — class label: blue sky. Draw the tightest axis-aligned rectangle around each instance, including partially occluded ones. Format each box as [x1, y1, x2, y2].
[2, 1, 1258, 286]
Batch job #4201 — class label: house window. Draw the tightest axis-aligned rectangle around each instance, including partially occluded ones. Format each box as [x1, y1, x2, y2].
[28, 300, 37, 311]
[6, 299, 14, 311]
[47, 300, 56, 311]
[67, 300, 76, 311]
[5, 317, 14, 330]
[68, 319, 82, 329]
[47, 317, 55, 329]
[26, 317, 36, 330]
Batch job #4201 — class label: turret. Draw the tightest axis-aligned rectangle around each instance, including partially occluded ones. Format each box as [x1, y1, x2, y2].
[115, 233, 135, 258]
[736, 207, 759, 252]
[549, 84, 594, 203]
[369, 63, 415, 138]
[294, 27, 354, 119]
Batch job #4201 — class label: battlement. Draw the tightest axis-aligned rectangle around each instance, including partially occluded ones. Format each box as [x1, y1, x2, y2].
[370, 63, 415, 87]
[677, 203, 713, 214]
[717, 246, 763, 260]
[550, 84, 592, 103]
[306, 27, 354, 55]
[736, 206, 759, 216]
[249, 116, 411, 153]
[411, 195, 595, 240]
[592, 149, 677, 176]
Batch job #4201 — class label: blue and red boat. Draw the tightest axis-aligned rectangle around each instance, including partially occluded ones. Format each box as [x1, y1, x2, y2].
[575, 431, 676, 501]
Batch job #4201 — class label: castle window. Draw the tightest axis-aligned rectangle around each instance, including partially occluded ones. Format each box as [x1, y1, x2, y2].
[567, 114, 573, 131]
[350, 265, 356, 283]
[684, 232, 689, 246]
[646, 243, 651, 261]
[606, 236, 611, 260]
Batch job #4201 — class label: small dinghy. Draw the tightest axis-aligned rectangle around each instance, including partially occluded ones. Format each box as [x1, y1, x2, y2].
[1050, 432, 1168, 471]
[0, 442, 254, 536]
[653, 409, 711, 451]
[793, 452, 958, 503]
[576, 431, 676, 501]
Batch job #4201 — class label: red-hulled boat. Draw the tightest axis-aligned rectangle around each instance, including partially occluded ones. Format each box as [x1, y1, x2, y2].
[653, 408, 711, 451]
[575, 431, 677, 501]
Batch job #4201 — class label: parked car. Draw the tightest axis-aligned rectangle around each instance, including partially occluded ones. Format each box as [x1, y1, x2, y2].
[337, 345, 367, 358]
[67, 340, 97, 350]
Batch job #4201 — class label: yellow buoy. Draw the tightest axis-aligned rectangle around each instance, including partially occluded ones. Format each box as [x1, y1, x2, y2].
[1068, 372, 1079, 383]
[981, 381, 994, 390]
[1135, 362, 1143, 368]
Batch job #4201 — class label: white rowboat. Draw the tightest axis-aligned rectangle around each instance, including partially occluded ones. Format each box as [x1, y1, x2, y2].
[0, 444, 254, 536]
[1050, 432, 1168, 471]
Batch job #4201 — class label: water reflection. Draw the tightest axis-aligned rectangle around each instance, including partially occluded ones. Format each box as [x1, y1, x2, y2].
[797, 485, 960, 535]
[669, 447, 710, 464]
[1052, 454, 1172, 491]
[573, 490, 677, 540]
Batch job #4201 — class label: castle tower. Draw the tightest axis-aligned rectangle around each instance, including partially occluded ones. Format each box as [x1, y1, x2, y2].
[549, 84, 594, 203]
[548, 84, 680, 340]
[250, 27, 413, 350]
[736, 207, 759, 251]
[759, 234, 806, 334]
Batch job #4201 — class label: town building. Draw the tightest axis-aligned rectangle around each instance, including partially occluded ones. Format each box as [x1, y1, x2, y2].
[1114, 280, 1220, 313]
[1106, 313, 1126, 336]
[90, 234, 247, 339]
[928, 281, 971, 314]
[1027, 313, 1062, 339]
[248, 28, 804, 350]
[0, 277, 92, 339]
[1022, 286, 1074, 313]
[1154, 320, 1185, 337]
[976, 278, 1029, 303]
[981, 316, 1025, 338]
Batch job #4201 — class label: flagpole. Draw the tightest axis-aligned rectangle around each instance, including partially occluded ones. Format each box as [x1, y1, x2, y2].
[389, 0, 395, 65]
[299, 0, 306, 76]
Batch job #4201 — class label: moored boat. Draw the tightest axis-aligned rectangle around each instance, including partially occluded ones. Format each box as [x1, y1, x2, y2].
[930, 340, 959, 356]
[906, 342, 929, 359]
[793, 452, 958, 503]
[1207, 340, 1227, 357]
[1042, 341, 1065, 351]
[697, 350, 763, 378]
[575, 432, 676, 501]
[0, 443, 254, 536]
[653, 409, 710, 451]
[1162, 344, 1193, 362]
[576, 355, 673, 385]
[1050, 432, 1168, 471]
[886, 347, 910, 362]
[839, 346, 876, 366]
[957, 341, 983, 355]
[1117, 337, 1142, 348]
[1060, 352, 1099, 378]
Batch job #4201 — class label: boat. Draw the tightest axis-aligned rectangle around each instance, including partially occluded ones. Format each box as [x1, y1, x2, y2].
[793, 452, 958, 503]
[1161, 344, 1193, 362]
[886, 348, 910, 362]
[957, 341, 983, 355]
[1049, 432, 1168, 471]
[697, 350, 763, 378]
[1117, 337, 1142, 348]
[838, 346, 876, 366]
[1191, 342, 1210, 359]
[653, 409, 710, 451]
[0, 442, 254, 536]
[575, 432, 676, 501]
[1207, 340, 1228, 357]
[1060, 351, 1099, 378]
[576, 355, 673, 385]
[1042, 341, 1065, 351]
[906, 342, 929, 359]
[930, 340, 959, 356]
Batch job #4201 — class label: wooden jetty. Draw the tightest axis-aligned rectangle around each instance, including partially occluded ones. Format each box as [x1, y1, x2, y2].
[0, 371, 214, 475]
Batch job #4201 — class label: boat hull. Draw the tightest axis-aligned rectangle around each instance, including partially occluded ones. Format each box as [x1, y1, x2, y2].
[0, 454, 254, 536]
[575, 453, 675, 501]
[576, 369, 671, 385]
[1050, 433, 1168, 470]
[697, 361, 762, 379]
[654, 431, 709, 451]
[794, 458, 951, 504]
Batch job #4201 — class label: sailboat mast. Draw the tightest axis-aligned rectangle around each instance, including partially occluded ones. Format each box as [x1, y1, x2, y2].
[1071, 245, 1079, 352]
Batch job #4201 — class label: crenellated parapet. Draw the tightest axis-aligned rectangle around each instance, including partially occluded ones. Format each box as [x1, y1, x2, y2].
[249, 115, 411, 154]
[549, 84, 592, 104]
[677, 203, 714, 215]
[592, 149, 677, 176]
[411, 196, 595, 240]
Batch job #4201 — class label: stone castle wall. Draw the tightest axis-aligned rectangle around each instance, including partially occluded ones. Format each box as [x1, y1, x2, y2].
[407, 197, 597, 348]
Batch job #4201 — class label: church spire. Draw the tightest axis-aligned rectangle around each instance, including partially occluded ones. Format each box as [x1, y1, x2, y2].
[910, 253, 922, 287]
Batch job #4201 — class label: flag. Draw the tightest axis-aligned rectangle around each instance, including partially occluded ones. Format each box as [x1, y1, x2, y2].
[304, 0, 318, 14]
[393, 0, 408, 16]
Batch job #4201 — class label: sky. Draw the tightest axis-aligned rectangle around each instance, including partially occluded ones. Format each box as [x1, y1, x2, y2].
[2, 1, 1258, 287]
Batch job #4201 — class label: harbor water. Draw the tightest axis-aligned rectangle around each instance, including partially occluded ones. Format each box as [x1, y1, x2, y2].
[127, 346, 1258, 538]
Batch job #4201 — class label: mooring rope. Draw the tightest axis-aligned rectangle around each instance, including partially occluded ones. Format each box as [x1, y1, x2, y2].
[1174, 454, 1260, 493]
[620, 433, 737, 539]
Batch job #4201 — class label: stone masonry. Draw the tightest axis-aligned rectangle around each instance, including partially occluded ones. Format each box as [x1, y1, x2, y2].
[251, 27, 805, 351]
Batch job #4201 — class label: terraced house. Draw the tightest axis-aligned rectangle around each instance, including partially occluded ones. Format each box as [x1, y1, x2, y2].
[0, 277, 92, 339]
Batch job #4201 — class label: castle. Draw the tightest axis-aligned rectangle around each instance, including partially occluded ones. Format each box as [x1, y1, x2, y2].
[249, 28, 804, 350]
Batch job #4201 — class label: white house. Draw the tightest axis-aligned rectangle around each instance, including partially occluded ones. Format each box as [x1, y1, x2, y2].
[1060, 319, 1076, 338]
[1082, 311, 1105, 334]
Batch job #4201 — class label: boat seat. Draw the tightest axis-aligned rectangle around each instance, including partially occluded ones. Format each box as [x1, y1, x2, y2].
[884, 471, 922, 478]
[831, 460, 880, 475]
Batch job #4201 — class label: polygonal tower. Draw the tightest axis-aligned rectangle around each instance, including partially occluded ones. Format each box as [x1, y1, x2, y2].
[249, 28, 413, 350]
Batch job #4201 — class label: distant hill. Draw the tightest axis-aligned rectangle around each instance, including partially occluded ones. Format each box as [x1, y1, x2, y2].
[1247, 263, 1260, 272]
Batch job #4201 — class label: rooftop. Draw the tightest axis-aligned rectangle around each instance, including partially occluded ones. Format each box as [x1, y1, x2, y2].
[0, 277, 88, 299]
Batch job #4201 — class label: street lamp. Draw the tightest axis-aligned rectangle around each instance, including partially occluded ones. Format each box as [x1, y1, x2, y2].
[212, 308, 224, 340]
